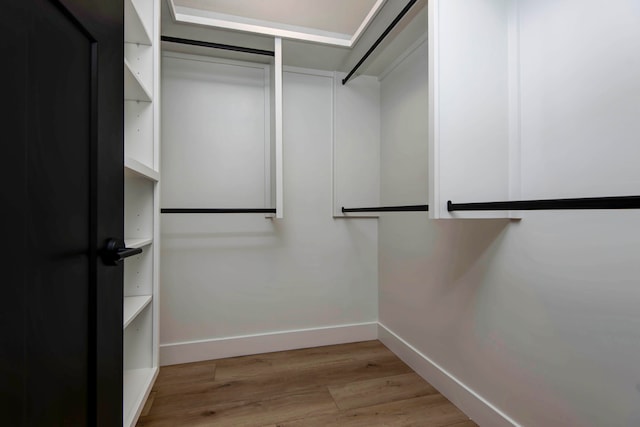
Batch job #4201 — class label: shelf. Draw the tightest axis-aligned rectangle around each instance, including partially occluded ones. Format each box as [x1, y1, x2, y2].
[124, 295, 152, 328]
[123, 0, 157, 424]
[124, 0, 152, 45]
[125, 156, 159, 181]
[124, 367, 157, 427]
[124, 237, 153, 249]
[125, 43, 153, 95]
[125, 59, 152, 102]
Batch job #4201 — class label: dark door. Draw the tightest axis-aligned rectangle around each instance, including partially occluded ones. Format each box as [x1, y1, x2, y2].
[1, 0, 124, 425]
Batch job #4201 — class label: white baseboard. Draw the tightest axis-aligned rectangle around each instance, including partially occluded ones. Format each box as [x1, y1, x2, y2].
[161, 320, 519, 427]
[378, 323, 519, 427]
[160, 322, 378, 366]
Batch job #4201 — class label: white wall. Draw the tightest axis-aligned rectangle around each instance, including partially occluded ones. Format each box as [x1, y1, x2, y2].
[160, 56, 378, 364]
[380, 40, 429, 207]
[379, 2, 640, 426]
[333, 73, 380, 217]
[518, 0, 640, 198]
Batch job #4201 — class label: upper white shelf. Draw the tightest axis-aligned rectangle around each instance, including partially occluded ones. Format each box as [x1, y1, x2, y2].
[123, 295, 152, 329]
[125, 59, 152, 102]
[125, 0, 152, 45]
[125, 156, 159, 181]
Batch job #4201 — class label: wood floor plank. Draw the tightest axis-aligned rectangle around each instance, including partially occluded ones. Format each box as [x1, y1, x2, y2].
[442, 421, 479, 427]
[328, 372, 438, 410]
[149, 342, 412, 403]
[272, 394, 470, 427]
[138, 341, 476, 427]
[137, 386, 338, 427]
[143, 355, 411, 417]
[153, 361, 216, 390]
[140, 391, 156, 417]
[214, 341, 395, 382]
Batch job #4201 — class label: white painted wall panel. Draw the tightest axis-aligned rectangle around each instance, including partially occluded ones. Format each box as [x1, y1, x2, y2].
[333, 74, 380, 216]
[380, 40, 428, 207]
[162, 53, 268, 209]
[518, 0, 640, 199]
[160, 63, 377, 354]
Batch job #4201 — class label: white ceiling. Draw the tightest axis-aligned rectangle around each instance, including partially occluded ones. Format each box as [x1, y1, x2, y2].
[173, 0, 379, 36]
[162, 0, 428, 77]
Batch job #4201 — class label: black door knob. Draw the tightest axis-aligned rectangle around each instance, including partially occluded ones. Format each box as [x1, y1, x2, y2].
[101, 238, 143, 265]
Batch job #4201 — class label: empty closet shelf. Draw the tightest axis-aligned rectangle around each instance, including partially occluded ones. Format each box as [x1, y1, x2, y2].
[125, 157, 160, 181]
[123, 295, 152, 329]
[124, 238, 153, 249]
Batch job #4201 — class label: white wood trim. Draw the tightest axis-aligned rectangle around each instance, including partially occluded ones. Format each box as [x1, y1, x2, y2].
[167, 0, 387, 48]
[350, 0, 387, 46]
[160, 322, 378, 366]
[427, 0, 441, 219]
[331, 71, 338, 218]
[507, 0, 522, 219]
[378, 323, 520, 427]
[264, 63, 274, 218]
[123, 295, 152, 329]
[172, 8, 351, 47]
[151, 0, 162, 375]
[274, 38, 284, 219]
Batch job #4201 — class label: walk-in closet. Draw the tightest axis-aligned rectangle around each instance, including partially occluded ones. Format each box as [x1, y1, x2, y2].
[5, 0, 640, 426]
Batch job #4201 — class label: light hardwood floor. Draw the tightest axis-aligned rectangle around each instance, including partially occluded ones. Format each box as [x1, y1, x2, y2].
[137, 340, 478, 427]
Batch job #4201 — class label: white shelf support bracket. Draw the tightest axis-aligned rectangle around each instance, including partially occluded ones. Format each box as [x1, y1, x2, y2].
[274, 37, 284, 219]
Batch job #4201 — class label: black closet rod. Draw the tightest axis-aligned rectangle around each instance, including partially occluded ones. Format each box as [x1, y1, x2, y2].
[342, 0, 418, 85]
[447, 195, 640, 212]
[342, 204, 428, 213]
[161, 208, 276, 214]
[161, 36, 275, 57]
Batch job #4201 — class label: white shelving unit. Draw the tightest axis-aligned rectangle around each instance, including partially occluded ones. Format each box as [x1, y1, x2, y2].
[123, 0, 159, 426]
